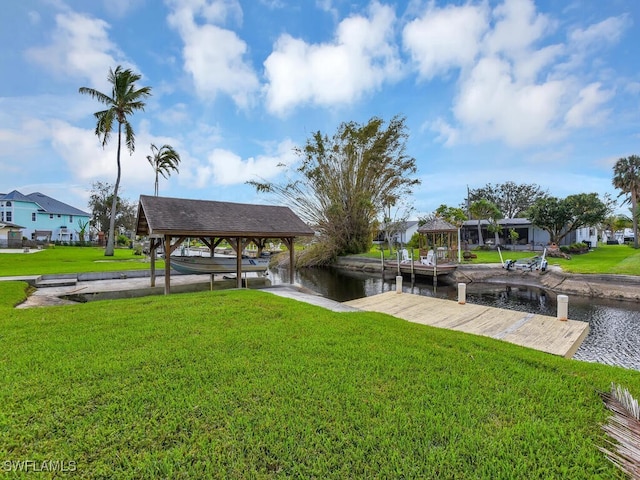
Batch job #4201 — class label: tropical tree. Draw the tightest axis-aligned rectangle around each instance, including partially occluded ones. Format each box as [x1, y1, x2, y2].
[469, 199, 501, 246]
[147, 143, 181, 196]
[467, 182, 548, 218]
[88, 181, 138, 240]
[249, 115, 420, 265]
[612, 155, 640, 248]
[79, 65, 152, 256]
[526, 193, 609, 245]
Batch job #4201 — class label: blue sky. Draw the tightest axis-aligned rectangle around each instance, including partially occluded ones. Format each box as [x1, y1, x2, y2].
[1, 0, 639, 218]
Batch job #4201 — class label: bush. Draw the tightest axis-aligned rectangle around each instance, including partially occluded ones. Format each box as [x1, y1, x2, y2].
[117, 234, 131, 247]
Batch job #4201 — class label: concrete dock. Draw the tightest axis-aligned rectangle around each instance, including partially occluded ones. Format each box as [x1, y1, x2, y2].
[344, 291, 589, 358]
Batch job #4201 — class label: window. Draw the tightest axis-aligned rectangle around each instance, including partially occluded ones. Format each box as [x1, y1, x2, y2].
[5, 201, 11, 207]
[49, 214, 53, 219]
[69, 215, 73, 222]
[32, 213, 36, 222]
[6, 212, 12, 222]
[57, 214, 61, 218]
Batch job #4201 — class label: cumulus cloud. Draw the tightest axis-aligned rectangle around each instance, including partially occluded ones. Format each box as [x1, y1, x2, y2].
[195, 139, 296, 187]
[167, 0, 259, 107]
[403, 0, 628, 148]
[263, 1, 402, 115]
[402, 2, 488, 79]
[25, 11, 129, 90]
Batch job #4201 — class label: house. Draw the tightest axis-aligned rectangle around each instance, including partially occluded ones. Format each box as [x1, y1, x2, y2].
[0, 190, 91, 245]
[0, 221, 25, 248]
[375, 220, 420, 246]
[460, 218, 598, 249]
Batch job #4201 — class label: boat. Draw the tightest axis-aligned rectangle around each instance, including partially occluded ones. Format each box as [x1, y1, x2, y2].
[170, 255, 270, 275]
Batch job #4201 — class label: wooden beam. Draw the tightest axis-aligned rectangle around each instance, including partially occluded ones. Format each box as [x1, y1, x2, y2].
[282, 237, 295, 284]
[236, 236, 243, 288]
[164, 235, 171, 294]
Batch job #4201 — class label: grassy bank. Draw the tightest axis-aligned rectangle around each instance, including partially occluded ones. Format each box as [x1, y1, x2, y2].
[0, 246, 161, 276]
[360, 244, 640, 275]
[1, 282, 638, 478]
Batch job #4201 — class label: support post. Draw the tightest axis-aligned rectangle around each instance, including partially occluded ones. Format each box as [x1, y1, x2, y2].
[396, 275, 403, 294]
[458, 283, 466, 304]
[164, 235, 171, 295]
[150, 239, 156, 287]
[557, 295, 568, 321]
[288, 238, 295, 284]
[236, 236, 243, 289]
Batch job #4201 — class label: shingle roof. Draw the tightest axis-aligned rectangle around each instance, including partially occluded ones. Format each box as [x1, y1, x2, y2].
[1, 190, 89, 216]
[0, 221, 25, 229]
[136, 195, 315, 238]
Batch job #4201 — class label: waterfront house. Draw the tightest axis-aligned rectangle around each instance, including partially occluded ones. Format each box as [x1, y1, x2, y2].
[0, 190, 91, 245]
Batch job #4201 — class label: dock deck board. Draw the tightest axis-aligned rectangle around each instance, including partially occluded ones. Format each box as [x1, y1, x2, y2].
[344, 291, 589, 358]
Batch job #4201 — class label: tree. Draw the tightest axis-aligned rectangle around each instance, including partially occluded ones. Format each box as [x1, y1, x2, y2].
[147, 143, 181, 196]
[469, 199, 501, 246]
[88, 181, 138, 239]
[467, 182, 548, 218]
[249, 115, 420, 265]
[612, 155, 640, 248]
[526, 193, 609, 245]
[434, 204, 467, 227]
[79, 66, 152, 255]
[379, 196, 414, 256]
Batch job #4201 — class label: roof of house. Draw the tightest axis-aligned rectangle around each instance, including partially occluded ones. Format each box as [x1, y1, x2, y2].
[0, 190, 89, 216]
[462, 218, 532, 227]
[136, 195, 315, 238]
[0, 221, 25, 229]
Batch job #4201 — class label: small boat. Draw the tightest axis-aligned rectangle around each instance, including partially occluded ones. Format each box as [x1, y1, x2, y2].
[170, 255, 270, 275]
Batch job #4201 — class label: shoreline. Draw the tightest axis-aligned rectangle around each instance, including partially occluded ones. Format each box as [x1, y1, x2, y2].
[333, 256, 640, 303]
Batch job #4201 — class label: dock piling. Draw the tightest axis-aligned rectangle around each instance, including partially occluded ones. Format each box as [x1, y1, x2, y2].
[557, 295, 568, 321]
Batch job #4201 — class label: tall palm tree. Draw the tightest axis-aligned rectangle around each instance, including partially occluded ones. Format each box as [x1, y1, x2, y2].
[147, 144, 181, 196]
[612, 155, 640, 249]
[79, 66, 152, 256]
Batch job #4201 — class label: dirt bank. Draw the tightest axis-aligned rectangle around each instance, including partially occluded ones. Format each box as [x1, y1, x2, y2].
[334, 257, 640, 303]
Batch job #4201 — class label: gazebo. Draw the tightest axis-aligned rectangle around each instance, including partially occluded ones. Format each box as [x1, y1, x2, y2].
[417, 217, 459, 263]
[135, 195, 315, 294]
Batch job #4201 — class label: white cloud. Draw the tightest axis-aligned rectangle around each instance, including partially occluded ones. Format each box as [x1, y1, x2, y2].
[402, 3, 488, 80]
[196, 139, 296, 187]
[569, 14, 630, 49]
[564, 82, 613, 128]
[264, 1, 402, 115]
[25, 11, 129, 90]
[167, 0, 258, 107]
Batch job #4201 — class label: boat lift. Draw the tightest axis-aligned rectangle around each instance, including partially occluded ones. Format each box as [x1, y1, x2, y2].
[499, 247, 548, 272]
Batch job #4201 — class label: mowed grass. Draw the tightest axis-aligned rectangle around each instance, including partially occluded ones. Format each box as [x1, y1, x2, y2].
[1, 283, 638, 478]
[0, 246, 162, 276]
[361, 244, 640, 275]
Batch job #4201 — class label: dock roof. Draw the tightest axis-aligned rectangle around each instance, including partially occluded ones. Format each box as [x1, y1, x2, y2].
[135, 195, 315, 238]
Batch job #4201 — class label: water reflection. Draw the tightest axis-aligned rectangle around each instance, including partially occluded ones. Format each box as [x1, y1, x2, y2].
[268, 267, 640, 371]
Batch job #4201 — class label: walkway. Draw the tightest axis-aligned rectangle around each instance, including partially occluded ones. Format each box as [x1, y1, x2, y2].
[344, 291, 589, 358]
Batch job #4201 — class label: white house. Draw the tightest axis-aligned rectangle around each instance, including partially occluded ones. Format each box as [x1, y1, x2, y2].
[0, 190, 91, 245]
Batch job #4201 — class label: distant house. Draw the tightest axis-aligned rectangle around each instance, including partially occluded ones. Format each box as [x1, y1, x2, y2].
[0, 190, 91, 245]
[0, 221, 25, 248]
[461, 218, 598, 249]
[375, 220, 420, 246]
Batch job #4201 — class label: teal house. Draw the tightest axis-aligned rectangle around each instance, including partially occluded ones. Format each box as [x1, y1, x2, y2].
[0, 190, 91, 244]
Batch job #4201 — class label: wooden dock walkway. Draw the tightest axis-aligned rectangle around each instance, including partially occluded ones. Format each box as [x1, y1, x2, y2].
[344, 291, 589, 358]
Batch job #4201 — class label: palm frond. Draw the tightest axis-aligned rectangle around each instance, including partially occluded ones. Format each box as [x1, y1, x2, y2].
[600, 383, 640, 479]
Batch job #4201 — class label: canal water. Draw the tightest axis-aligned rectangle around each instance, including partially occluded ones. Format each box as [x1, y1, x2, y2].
[268, 267, 640, 371]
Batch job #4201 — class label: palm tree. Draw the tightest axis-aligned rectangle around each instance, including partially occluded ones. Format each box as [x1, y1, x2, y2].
[612, 155, 640, 249]
[469, 199, 501, 246]
[79, 66, 152, 256]
[147, 144, 181, 196]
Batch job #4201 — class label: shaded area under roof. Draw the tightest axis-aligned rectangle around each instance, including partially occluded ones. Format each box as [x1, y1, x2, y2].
[136, 195, 315, 239]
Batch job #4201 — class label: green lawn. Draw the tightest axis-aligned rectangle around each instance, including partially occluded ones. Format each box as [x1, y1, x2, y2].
[361, 244, 640, 275]
[0, 282, 638, 478]
[0, 246, 161, 276]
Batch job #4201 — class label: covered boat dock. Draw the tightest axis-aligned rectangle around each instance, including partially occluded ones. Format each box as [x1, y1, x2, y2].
[135, 195, 315, 294]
